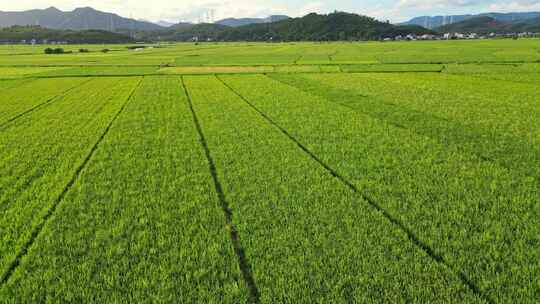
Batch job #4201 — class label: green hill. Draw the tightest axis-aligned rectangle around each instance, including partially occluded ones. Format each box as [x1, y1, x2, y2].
[507, 17, 540, 32]
[0, 25, 135, 43]
[155, 12, 434, 42]
[436, 16, 505, 34]
[0, 12, 435, 43]
[436, 16, 540, 34]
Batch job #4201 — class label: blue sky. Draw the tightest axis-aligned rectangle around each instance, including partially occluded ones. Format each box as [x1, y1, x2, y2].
[2, 0, 540, 23]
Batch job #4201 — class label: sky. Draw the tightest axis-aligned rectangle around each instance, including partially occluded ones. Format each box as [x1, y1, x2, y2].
[2, 0, 540, 23]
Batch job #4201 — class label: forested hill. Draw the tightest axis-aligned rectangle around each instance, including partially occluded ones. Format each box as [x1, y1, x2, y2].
[436, 16, 506, 34]
[151, 12, 434, 41]
[215, 15, 290, 27]
[0, 12, 434, 43]
[0, 26, 135, 43]
[0, 7, 162, 31]
[436, 16, 540, 34]
[403, 11, 540, 29]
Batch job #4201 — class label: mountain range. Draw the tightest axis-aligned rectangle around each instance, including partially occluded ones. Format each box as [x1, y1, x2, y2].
[403, 12, 540, 29]
[0, 7, 292, 30]
[435, 16, 540, 34]
[3, 6, 540, 33]
[0, 7, 162, 31]
[0, 6, 434, 42]
[215, 15, 289, 27]
[1, 6, 539, 43]
[138, 12, 433, 42]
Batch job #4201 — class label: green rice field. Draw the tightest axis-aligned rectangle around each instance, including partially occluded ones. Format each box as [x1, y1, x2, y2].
[0, 40, 539, 303]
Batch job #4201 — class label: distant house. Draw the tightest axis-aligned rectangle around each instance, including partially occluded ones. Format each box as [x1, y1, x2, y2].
[405, 34, 417, 40]
[419, 34, 435, 40]
[517, 32, 540, 38]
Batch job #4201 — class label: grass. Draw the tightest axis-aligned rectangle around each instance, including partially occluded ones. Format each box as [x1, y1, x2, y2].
[0, 40, 539, 303]
[0, 78, 90, 126]
[160, 66, 275, 74]
[0, 67, 68, 78]
[1, 76, 248, 302]
[220, 73, 539, 303]
[184, 75, 483, 303]
[269, 72, 540, 178]
[0, 78, 139, 281]
[0, 40, 538, 67]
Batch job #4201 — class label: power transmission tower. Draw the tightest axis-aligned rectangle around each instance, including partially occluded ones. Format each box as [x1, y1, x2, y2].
[211, 9, 216, 23]
[110, 14, 115, 32]
[130, 13, 134, 39]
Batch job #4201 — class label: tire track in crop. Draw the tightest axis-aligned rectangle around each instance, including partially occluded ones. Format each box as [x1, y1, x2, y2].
[216, 75, 494, 304]
[180, 76, 260, 304]
[0, 78, 94, 131]
[0, 77, 144, 287]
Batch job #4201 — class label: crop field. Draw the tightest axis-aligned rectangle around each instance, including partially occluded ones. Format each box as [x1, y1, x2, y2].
[0, 40, 539, 303]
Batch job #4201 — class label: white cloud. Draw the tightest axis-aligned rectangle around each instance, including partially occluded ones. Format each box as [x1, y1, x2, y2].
[389, 0, 540, 22]
[397, 0, 488, 10]
[3, 0, 540, 23]
[297, 2, 327, 15]
[355, 3, 404, 22]
[155, 1, 288, 23]
[488, 0, 540, 11]
[0, 0, 288, 23]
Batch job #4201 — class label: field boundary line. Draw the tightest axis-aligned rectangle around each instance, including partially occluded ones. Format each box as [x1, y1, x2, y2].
[0, 76, 144, 287]
[0, 60, 538, 69]
[0, 78, 94, 131]
[24, 69, 446, 79]
[27, 74, 161, 79]
[216, 75, 494, 304]
[180, 76, 260, 304]
[0, 64, 160, 68]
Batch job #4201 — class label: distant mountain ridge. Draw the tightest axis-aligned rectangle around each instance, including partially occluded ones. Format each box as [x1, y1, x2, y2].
[0, 25, 135, 43]
[0, 6, 163, 31]
[215, 15, 290, 27]
[153, 12, 433, 42]
[402, 12, 540, 29]
[0, 9, 435, 42]
[435, 16, 540, 34]
[156, 20, 175, 27]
